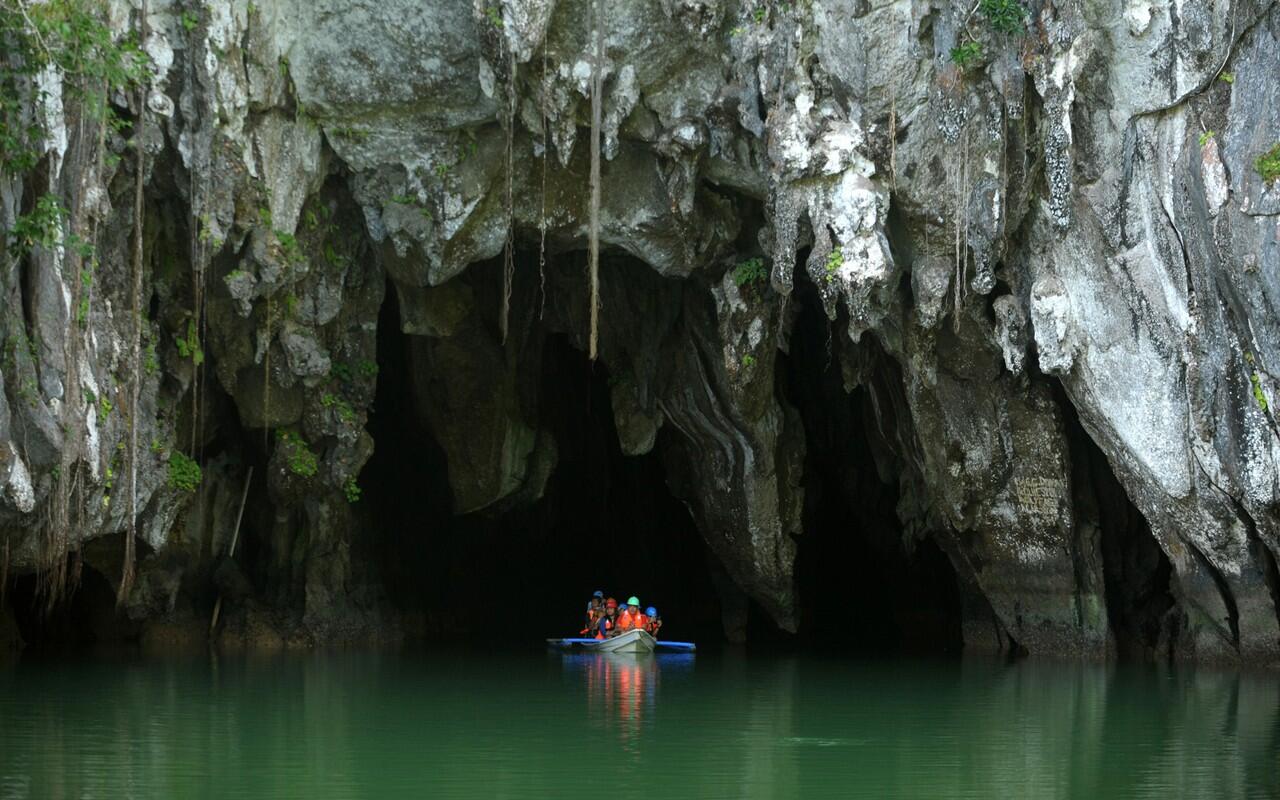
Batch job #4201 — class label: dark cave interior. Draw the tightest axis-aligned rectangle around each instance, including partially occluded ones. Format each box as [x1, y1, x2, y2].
[363, 282, 725, 643]
[782, 281, 963, 654]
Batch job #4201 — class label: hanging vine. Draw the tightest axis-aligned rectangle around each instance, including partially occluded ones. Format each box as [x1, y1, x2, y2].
[120, 0, 150, 605]
[500, 46, 516, 343]
[538, 39, 549, 320]
[587, 0, 603, 360]
[952, 125, 970, 333]
[0, 0, 149, 611]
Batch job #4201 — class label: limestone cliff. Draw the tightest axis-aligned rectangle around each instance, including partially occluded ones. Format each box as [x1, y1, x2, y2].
[1, 0, 1279, 661]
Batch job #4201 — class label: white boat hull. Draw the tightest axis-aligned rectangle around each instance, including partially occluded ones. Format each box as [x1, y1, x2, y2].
[546, 629, 656, 653]
[594, 629, 656, 653]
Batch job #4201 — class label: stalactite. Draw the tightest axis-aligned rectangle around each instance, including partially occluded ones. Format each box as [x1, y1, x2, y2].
[587, 0, 603, 360]
[120, 0, 150, 605]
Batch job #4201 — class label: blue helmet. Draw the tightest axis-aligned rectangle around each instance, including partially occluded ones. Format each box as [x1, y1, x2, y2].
[592, 590, 605, 599]
[646, 607, 657, 617]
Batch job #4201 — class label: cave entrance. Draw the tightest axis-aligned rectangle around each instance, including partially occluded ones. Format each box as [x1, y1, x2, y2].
[6, 545, 142, 649]
[363, 277, 721, 642]
[1058, 385, 1178, 661]
[781, 282, 963, 654]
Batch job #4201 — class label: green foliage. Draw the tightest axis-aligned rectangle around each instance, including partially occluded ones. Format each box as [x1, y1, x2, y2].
[330, 359, 378, 385]
[753, 8, 766, 23]
[1252, 372, 1269, 412]
[323, 242, 350, 269]
[1218, 71, 1234, 84]
[825, 247, 844, 280]
[167, 451, 202, 492]
[741, 354, 756, 368]
[96, 391, 112, 423]
[273, 229, 305, 264]
[277, 429, 319, 477]
[6, 194, 67, 259]
[175, 318, 205, 365]
[329, 362, 352, 383]
[75, 265, 94, 325]
[484, 6, 503, 28]
[950, 41, 983, 70]
[321, 392, 356, 423]
[732, 257, 767, 288]
[1256, 143, 1280, 184]
[978, 0, 1026, 35]
[1199, 130, 1215, 148]
[144, 340, 159, 375]
[343, 476, 361, 504]
[180, 11, 199, 32]
[0, 0, 150, 176]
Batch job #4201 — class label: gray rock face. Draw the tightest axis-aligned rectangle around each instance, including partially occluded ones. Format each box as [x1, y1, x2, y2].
[1, 0, 1278, 661]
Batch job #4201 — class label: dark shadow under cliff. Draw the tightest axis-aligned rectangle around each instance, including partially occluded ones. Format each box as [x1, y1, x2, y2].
[778, 281, 964, 654]
[361, 280, 723, 643]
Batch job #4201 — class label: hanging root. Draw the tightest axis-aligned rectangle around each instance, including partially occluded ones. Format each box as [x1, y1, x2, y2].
[587, 0, 603, 360]
[952, 126, 970, 334]
[119, 0, 151, 606]
[500, 47, 517, 343]
[1, 537, 8, 611]
[263, 294, 273, 451]
[538, 39, 549, 320]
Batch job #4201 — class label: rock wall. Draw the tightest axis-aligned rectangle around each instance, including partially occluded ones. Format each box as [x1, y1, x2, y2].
[1, 0, 1278, 661]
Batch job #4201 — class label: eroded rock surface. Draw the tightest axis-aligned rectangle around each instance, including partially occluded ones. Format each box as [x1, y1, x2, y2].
[1, 0, 1279, 661]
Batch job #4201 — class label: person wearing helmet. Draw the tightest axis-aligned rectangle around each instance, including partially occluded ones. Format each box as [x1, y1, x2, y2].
[595, 597, 619, 640]
[582, 590, 606, 635]
[616, 596, 649, 633]
[644, 607, 662, 637]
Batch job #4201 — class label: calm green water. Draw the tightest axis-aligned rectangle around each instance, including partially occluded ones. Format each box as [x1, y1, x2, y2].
[1, 649, 1277, 799]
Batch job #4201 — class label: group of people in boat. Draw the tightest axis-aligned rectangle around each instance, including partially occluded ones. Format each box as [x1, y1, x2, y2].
[583, 591, 663, 640]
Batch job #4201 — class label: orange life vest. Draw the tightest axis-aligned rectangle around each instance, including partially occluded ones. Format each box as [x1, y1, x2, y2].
[594, 617, 614, 640]
[583, 604, 603, 634]
[644, 618, 661, 635]
[618, 610, 648, 631]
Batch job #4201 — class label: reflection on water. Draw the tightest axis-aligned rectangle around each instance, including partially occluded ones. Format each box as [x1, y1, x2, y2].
[0, 649, 1277, 799]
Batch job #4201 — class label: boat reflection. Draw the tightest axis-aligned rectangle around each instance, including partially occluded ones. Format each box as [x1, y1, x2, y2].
[562, 652, 691, 754]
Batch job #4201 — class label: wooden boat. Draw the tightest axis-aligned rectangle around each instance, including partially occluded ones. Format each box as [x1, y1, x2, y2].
[546, 630, 697, 653]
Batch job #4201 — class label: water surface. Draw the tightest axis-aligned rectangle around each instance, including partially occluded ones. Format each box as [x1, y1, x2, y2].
[1, 648, 1276, 798]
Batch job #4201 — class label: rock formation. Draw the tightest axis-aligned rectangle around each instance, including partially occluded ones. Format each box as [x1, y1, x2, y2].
[1, 0, 1278, 662]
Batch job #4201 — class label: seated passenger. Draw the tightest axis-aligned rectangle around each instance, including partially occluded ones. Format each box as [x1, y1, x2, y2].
[644, 607, 662, 637]
[595, 598, 619, 640]
[616, 596, 648, 633]
[582, 590, 605, 635]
